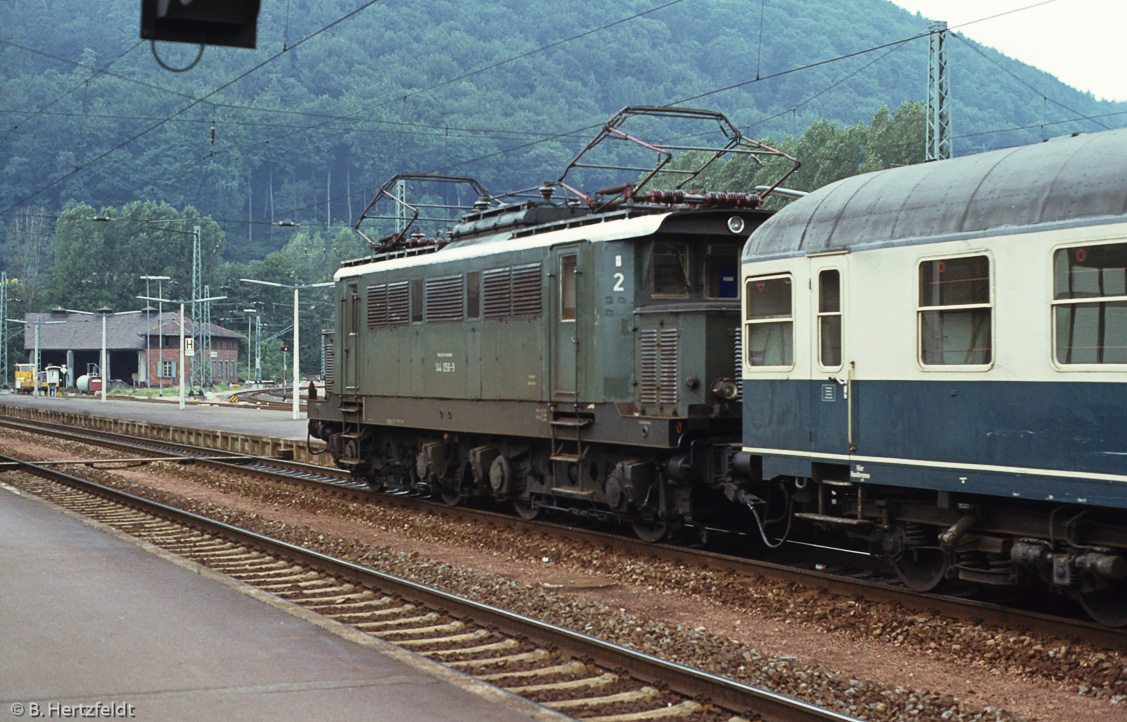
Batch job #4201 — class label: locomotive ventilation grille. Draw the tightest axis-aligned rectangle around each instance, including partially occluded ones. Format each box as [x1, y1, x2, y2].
[425, 274, 464, 322]
[483, 263, 542, 320]
[640, 328, 679, 406]
[367, 281, 409, 327]
[323, 333, 335, 387]
[732, 327, 743, 401]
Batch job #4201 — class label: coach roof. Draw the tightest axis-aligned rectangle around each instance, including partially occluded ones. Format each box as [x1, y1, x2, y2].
[744, 127, 1127, 261]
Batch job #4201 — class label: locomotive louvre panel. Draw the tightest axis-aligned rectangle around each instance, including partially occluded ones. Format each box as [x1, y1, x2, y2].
[386, 281, 410, 325]
[425, 274, 465, 322]
[323, 332, 334, 388]
[483, 267, 511, 319]
[366, 284, 387, 327]
[732, 328, 743, 400]
[511, 263, 543, 318]
[482, 264, 543, 319]
[659, 328, 680, 404]
[639, 328, 679, 406]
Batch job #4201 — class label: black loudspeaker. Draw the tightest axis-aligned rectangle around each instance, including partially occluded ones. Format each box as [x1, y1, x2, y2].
[140, 0, 261, 49]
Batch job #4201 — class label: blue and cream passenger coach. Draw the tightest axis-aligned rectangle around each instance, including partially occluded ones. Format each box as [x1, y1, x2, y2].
[737, 128, 1127, 623]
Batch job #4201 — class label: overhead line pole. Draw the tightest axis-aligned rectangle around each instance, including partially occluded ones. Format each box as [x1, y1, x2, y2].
[0, 272, 7, 389]
[927, 20, 952, 161]
[241, 279, 332, 420]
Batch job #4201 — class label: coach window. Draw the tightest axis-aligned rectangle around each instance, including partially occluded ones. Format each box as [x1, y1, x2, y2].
[560, 255, 577, 321]
[817, 269, 842, 368]
[918, 255, 992, 366]
[1053, 242, 1127, 364]
[705, 245, 739, 299]
[744, 274, 793, 367]
[653, 242, 690, 298]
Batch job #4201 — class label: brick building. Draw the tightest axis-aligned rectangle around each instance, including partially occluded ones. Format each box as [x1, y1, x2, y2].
[24, 308, 242, 389]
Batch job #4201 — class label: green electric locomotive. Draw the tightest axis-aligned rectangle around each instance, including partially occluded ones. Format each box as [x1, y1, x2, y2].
[308, 107, 797, 539]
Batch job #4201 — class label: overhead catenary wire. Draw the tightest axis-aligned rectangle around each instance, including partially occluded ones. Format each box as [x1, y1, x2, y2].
[210, 0, 688, 160]
[0, 0, 386, 217]
[0, 40, 144, 149]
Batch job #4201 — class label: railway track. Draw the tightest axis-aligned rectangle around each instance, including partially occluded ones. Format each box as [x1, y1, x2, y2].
[227, 387, 308, 411]
[0, 413, 1117, 649]
[0, 451, 856, 722]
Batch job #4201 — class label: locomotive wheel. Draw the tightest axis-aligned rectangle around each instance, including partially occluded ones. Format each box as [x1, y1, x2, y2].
[440, 488, 463, 507]
[1079, 587, 1127, 628]
[631, 519, 668, 543]
[514, 497, 540, 520]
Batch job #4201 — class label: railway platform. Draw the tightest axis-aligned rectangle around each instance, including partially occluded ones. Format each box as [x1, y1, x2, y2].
[0, 481, 566, 722]
[0, 392, 309, 441]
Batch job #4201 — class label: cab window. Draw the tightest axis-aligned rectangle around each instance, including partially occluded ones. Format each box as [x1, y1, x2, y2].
[652, 242, 690, 298]
[705, 245, 739, 299]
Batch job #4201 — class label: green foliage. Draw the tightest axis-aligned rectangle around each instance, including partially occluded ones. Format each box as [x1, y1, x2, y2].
[46, 201, 223, 312]
[663, 101, 927, 207]
[0, 0, 1122, 265]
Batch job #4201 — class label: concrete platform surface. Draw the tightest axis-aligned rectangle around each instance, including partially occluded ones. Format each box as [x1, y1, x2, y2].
[0, 393, 309, 441]
[0, 484, 563, 722]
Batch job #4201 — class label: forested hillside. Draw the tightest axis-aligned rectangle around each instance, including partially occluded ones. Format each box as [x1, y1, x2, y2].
[1, 0, 1122, 261]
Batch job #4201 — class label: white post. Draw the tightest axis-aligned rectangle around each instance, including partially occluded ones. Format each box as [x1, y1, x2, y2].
[292, 287, 300, 420]
[179, 302, 186, 410]
[100, 313, 107, 403]
[157, 278, 164, 395]
[33, 324, 40, 398]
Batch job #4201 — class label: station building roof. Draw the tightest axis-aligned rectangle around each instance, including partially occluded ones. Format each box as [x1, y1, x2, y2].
[23, 309, 241, 351]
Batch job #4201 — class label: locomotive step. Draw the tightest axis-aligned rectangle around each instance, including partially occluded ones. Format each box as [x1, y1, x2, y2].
[551, 486, 595, 499]
[550, 417, 593, 428]
[550, 452, 586, 463]
[793, 512, 873, 526]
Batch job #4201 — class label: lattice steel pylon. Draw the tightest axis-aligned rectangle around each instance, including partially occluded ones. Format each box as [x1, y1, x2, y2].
[0, 271, 8, 389]
[926, 20, 952, 161]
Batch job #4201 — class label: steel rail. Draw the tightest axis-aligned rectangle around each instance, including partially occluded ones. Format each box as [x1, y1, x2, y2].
[0, 450, 858, 722]
[0, 413, 1121, 648]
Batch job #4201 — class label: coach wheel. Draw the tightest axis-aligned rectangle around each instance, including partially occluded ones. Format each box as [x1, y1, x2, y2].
[631, 519, 668, 543]
[890, 547, 949, 592]
[1079, 587, 1127, 628]
[514, 497, 540, 520]
[885, 523, 949, 592]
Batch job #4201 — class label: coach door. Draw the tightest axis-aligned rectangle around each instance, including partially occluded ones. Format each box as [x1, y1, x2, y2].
[808, 254, 853, 455]
[342, 280, 360, 392]
[550, 244, 582, 400]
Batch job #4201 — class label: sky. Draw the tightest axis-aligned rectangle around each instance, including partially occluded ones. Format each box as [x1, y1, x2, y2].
[886, 0, 1127, 102]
